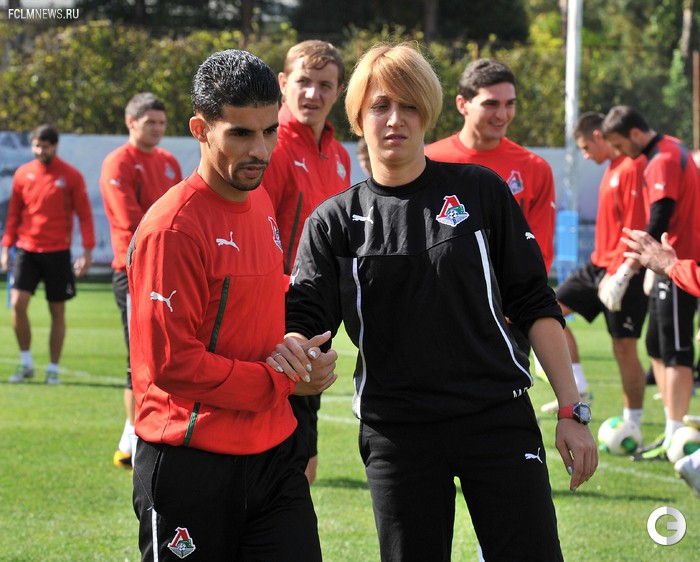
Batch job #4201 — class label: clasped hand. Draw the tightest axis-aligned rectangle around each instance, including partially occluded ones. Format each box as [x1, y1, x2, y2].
[267, 331, 338, 396]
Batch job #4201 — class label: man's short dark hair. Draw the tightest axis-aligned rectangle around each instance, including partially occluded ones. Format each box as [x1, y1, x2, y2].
[31, 124, 59, 145]
[457, 58, 516, 100]
[192, 49, 280, 122]
[602, 105, 650, 138]
[573, 111, 605, 140]
[125, 92, 166, 120]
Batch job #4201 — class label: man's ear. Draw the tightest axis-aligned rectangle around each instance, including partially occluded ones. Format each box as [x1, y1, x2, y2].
[189, 115, 209, 143]
[125, 114, 135, 131]
[455, 95, 468, 116]
[278, 72, 287, 97]
[629, 128, 644, 144]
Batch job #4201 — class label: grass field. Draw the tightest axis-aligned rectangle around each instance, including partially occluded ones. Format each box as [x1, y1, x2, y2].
[1, 280, 699, 561]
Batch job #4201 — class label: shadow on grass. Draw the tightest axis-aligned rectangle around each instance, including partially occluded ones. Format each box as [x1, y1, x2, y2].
[61, 380, 125, 389]
[0, 380, 123, 389]
[315, 477, 369, 490]
[551, 489, 674, 502]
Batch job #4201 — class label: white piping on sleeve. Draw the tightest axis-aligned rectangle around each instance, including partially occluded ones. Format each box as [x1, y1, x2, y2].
[351, 257, 367, 420]
[475, 230, 532, 384]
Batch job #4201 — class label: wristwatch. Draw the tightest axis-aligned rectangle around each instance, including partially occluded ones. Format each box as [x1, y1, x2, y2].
[557, 402, 592, 425]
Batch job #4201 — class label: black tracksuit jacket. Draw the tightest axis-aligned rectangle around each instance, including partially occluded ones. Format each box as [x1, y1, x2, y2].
[286, 158, 564, 424]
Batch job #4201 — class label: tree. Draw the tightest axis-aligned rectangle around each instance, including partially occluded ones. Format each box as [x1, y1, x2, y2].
[1, 1, 697, 149]
[73, 0, 289, 37]
[423, 0, 438, 42]
[574, 0, 689, 139]
[0, 23, 155, 133]
[0, 22, 300, 135]
[291, 0, 528, 44]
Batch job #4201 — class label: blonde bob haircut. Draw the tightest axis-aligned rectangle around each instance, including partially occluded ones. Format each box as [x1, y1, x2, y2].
[345, 42, 443, 137]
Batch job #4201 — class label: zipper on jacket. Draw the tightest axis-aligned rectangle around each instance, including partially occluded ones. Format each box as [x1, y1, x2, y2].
[183, 276, 230, 446]
[285, 193, 303, 274]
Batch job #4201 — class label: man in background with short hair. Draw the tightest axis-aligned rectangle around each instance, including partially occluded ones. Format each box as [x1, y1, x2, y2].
[2, 123, 95, 385]
[603, 105, 700, 460]
[100, 92, 182, 470]
[262, 40, 351, 484]
[550, 111, 647, 426]
[425, 58, 556, 273]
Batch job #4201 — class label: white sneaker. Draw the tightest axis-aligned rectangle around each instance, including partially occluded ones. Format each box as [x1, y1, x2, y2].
[45, 369, 60, 385]
[674, 455, 700, 498]
[540, 391, 592, 414]
[9, 364, 34, 383]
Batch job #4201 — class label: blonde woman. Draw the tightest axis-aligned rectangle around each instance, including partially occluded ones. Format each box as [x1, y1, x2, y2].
[274, 43, 597, 561]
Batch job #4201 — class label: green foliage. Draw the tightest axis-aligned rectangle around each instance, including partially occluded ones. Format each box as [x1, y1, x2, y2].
[0, 1, 698, 146]
[0, 22, 155, 133]
[577, 0, 691, 143]
[0, 22, 300, 136]
[662, 49, 693, 141]
[489, 28, 566, 147]
[1, 281, 700, 560]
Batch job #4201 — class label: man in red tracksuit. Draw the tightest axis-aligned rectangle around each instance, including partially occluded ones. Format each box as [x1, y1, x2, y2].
[603, 105, 700, 460]
[100, 92, 182, 470]
[1, 124, 95, 385]
[545, 112, 648, 426]
[425, 58, 555, 273]
[262, 40, 351, 484]
[263, 40, 351, 276]
[129, 49, 337, 561]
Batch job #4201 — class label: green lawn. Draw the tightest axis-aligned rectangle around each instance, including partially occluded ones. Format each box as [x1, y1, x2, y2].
[1, 281, 699, 561]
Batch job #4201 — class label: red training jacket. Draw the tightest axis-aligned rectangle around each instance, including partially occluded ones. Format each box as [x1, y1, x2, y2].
[128, 171, 297, 455]
[2, 156, 95, 252]
[591, 155, 647, 274]
[262, 103, 351, 274]
[100, 143, 182, 271]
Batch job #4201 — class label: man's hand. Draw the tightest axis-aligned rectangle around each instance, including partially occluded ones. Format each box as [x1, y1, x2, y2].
[598, 263, 634, 312]
[621, 228, 678, 276]
[0, 246, 9, 273]
[73, 249, 93, 278]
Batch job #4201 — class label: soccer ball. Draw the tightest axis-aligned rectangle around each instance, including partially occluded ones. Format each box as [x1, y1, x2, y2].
[667, 426, 700, 463]
[597, 416, 642, 455]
